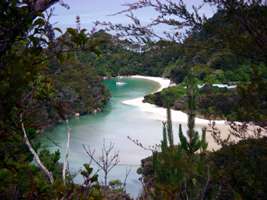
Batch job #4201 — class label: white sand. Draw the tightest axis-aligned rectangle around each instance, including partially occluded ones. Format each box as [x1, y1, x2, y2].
[122, 75, 226, 125]
[121, 75, 266, 151]
[121, 75, 234, 150]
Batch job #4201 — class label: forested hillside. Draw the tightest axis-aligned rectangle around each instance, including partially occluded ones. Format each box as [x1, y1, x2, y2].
[0, 0, 267, 200]
[0, 2, 112, 199]
[141, 9, 267, 122]
[83, 11, 267, 85]
[74, 30, 182, 77]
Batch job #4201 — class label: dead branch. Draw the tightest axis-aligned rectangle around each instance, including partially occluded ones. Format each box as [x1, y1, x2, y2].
[20, 114, 54, 184]
[83, 140, 119, 186]
[127, 136, 160, 152]
[208, 121, 232, 147]
[123, 168, 131, 191]
[228, 121, 267, 140]
[62, 119, 71, 185]
[95, 0, 206, 44]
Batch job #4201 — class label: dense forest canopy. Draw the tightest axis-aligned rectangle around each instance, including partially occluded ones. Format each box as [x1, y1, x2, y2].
[0, 0, 267, 199]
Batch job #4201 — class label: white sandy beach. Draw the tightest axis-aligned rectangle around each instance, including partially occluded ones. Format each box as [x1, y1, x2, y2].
[123, 75, 227, 125]
[122, 75, 233, 150]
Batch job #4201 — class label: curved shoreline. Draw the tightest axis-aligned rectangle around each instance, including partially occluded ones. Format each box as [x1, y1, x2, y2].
[122, 75, 266, 151]
[121, 75, 232, 150]
[122, 75, 226, 126]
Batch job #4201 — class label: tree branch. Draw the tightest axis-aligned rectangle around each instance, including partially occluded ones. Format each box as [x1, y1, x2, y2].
[20, 114, 54, 184]
[62, 119, 71, 185]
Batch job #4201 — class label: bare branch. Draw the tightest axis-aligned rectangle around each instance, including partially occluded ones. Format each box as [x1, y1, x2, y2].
[208, 120, 267, 148]
[97, 0, 206, 43]
[123, 168, 131, 191]
[127, 136, 160, 152]
[62, 119, 71, 185]
[83, 140, 120, 186]
[228, 121, 267, 140]
[20, 114, 54, 184]
[208, 121, 232, 146]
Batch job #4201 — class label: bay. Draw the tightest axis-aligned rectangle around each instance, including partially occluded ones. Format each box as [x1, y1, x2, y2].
[38, 77, 167, 197]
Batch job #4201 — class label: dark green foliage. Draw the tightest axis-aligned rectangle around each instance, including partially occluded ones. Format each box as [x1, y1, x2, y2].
[58, 8, 266, 87]
[0, 147, 60, 200]
[0, 2, 60, 195]
[166, 107, 174, 148]
[183, 73, 208, 154]
[108, 179, 123, 191]
[1, 1, 267, 199]
[144, 85, 186, 108]
[142, 136, 267, 200]
[79, 164, 102, 199]
[39, 149, 64, 182]
[163, 59, 188, 84]
[150, 130, 210, 199]
[75, 31, 183, 77]
[0, 2, 109, 199]
[0, 0, 60, 59]
[210, 137, 267, 200]
[198, 85, 239, 119]
[161, 122, 168, 152]
[149, 79, 210, 199]
[49, 55, 110, 118]
[144, 84, 241, 120]
[158, 6, 267, 86]
[234, 65, 267, 125]
[178, 124, 188, 152]
[207, 50, 238, 70]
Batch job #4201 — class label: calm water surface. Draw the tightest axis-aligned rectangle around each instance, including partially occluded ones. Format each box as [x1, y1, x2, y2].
[38, 77, 184, 197]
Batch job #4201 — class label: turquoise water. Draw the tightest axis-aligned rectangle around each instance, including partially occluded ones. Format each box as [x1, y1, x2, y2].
[38, 77, 170, 197]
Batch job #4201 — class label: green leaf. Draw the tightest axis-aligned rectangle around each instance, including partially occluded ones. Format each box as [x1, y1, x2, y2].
[33, 18, 46, 27]
[83, 164, 93, 174]
[179, 124, 188, 152]
[91, 174, 98, 183]
[53, 27, 62, 34]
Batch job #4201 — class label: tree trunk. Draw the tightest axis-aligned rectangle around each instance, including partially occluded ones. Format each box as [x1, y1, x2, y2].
[20, 114, 54, 184]
[62, 119, 71, 185]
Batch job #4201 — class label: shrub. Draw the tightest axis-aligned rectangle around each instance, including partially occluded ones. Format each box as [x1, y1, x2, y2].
[210, 137, 267, 200]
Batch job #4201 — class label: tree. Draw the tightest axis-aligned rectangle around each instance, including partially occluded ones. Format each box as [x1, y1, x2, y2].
[83, 141, 120, 187]
[0, 0, 69, 61]
[210, 137, 267, 200]
[148, 86, 209, 199]
[0, 1, 105, 198]
[100, 0, 267, 137]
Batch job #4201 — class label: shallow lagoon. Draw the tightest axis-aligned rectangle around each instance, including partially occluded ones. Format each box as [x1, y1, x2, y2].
[38, 77, 190, 197]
